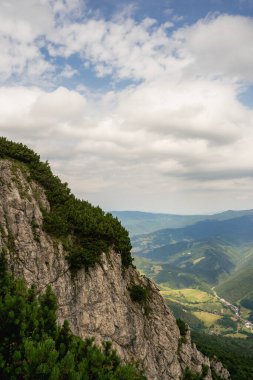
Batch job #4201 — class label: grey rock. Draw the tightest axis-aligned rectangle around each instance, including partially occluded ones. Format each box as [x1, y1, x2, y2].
[0, 160, 230, 380]
[211, 357, 230, 380]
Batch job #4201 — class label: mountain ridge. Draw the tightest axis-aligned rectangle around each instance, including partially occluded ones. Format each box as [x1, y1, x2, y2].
[132, 215, 253, 284]
[112, 210, 253, 236]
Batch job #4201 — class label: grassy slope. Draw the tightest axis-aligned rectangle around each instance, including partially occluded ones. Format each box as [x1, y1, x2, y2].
[216, 267, 253, 304]
[134, 256, 209, 291]
[160, 286, 239, 333]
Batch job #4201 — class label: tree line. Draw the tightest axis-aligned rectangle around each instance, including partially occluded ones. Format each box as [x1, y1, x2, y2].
[0, 137, 133, 270]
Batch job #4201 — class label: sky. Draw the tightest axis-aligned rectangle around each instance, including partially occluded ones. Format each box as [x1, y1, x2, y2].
[1, 0, 253, 214]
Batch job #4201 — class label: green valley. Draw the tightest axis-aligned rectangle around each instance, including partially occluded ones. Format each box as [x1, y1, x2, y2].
[115, 213, 253, 338]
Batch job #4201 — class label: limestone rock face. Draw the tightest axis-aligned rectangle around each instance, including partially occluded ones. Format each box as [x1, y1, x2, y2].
[0, 159, 230, 380]
[211, 358, 230, 380]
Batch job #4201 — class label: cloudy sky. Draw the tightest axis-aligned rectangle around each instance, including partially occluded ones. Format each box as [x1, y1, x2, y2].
[1, 0, 253, 214]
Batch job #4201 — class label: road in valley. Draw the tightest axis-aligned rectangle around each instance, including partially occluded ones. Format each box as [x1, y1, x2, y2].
[212, 288, 253, 330]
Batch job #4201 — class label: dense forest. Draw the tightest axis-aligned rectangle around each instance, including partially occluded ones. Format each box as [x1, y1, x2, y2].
[0, 254, 146, 379]
[167, 297, 253, 379]
[192, 331, 253, 380]
[0, 137, 133, 269]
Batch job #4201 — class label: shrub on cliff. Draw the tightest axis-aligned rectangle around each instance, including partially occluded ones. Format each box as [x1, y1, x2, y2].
[130, 285, 148, 303]
[182, 365, 209, 380]
[176, 318, 187, 337]
[0, 137, 133, 270]
[0, 254, 146, 380]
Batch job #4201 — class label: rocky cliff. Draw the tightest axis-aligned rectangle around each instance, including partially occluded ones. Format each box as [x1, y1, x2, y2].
[0, 158, 230, 380]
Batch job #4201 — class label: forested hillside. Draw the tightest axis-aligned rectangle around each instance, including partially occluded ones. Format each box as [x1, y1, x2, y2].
[129, 214, 253, 341]
[192, 332, 253, 380]
[132, 216, 253, 290]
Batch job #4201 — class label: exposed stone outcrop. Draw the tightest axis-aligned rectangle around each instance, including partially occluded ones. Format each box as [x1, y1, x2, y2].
[211, 358, 230, 380]
[0, 159, 230, 380]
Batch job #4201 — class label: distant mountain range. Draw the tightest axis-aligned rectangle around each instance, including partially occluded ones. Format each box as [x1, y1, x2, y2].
[132, 215, 253, 285]
[111, 209, 253, 236]
[114, 209, 253, 331]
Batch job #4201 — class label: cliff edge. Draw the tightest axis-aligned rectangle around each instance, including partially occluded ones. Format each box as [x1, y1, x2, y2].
[0, 155, 230, 380]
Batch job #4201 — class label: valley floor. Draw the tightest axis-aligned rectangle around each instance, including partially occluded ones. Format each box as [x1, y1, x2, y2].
[212, 288, 253, 331]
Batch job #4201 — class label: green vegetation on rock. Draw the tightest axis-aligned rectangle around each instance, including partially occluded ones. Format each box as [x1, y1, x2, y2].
[176, 318, 187, 337]
[0, 253, 146, 380]
[130, 285, 148, 303]
[182, 365, 209, 380]
[0, 137, 133, 270]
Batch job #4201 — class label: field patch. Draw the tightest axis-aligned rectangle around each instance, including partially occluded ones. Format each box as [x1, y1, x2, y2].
[193, 311, 221, 327]
[224, 333, 248, 339]
[193, 257, 205, 265]
[160, 287, 215, 304]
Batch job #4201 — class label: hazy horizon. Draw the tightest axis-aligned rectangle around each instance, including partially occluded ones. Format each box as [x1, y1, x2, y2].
[109, 207, 253, 216]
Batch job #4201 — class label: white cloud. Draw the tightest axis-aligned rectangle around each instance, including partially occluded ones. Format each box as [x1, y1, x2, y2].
[30, 86, 87, 125]
[114, 78, 248, 144]
[0, 35, 52, 82]
[50, 0, 86, 21]
[45, 12, 253, 86]
[1, 80, 253, 212]
[60, 64, 78, 78]
[49, 17, 175, 81]
[0, 86, 87, 138]
[0, 0, 54, 82]
[173, 14, 253, 82]
[2, 4, 253, 87]
[0, 0, 53, 41]
[1, 5, 253, 212]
